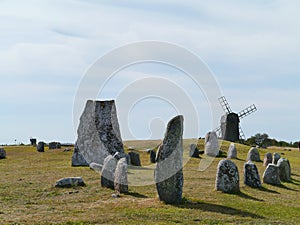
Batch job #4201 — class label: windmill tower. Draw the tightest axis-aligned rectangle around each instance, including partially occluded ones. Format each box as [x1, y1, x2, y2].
[215, 96, 257, 142]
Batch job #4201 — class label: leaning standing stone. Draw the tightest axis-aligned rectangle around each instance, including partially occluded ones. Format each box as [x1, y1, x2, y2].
[154, 115, 184, 204]
[189, 144, 200, 158]
[128, 152, 141, 166]
[272, 153, 280, 165]
[262, 164, 281, 185]
[101, 155, 117, 189]
[204, 131, 219, 157]
[227, 143, 237, 159]
[0, 148, 6, 159]
[114, 158, 128, 193]
[37, 142, 45, 152]
[215, 159, 240, 193]
[246, 147, 260, 162]
[244, 161, 261, 188]
[277, 158, 291, 182]
[55, 177, 86, 188]
[263, 153, 272, 167]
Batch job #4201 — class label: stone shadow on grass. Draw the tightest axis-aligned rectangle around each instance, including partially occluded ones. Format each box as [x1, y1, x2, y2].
[124, 192, 148, 198]
[176, 198, 264, 219]
[237, 192, 264, 202]
[257, 186, 279, 194]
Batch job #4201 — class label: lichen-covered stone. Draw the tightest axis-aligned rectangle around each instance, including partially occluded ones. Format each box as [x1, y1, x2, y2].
[244, 161, 261, 188]
[272, 153, 280, 165]
[154, 115, 184, 204]
[204, 131, 219, 157]
[101, 155, 117, 189]
[128, 152, 141, 166]
[36, 142, 45, 152]
[73, 100, 124, 166]
[0, 148, 6, 159]
[55, 177, 86, 188]
[227, 143, 237, 159]
[263, 153, 272, 167]
[215, 159, 240, 193]
[114, 158, 128, 193]
[246, 147, 260, 162]
[262, 164, 281, 185]
[277, 158, 291, 182]
[189, 144, 200, 158]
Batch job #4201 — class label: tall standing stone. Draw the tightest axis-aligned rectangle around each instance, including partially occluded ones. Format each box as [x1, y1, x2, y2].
[0, 148, 6, 159]
[272, 153, 281, 165]
[114, 158, 128, 193]
[244, 161, 261, 188]
[221, 113, 240, 142]
[262, 164, 281, 185]
[154, 115, 184, 204]
[215, 159, 240, 193]
[37, 142, 45, 152]
[128, 152, 141, 166]
[72, 100, 124, 166]
[101, 155, 117, 189]
[246, 147, 260, 162]
[263, 153, 272, 167]
[227, 143, 237, 159]
[277, 158, 291, 182]
[204, 131, 219, 157]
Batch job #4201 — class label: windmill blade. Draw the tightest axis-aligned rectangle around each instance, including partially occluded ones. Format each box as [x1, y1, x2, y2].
[218, 96, 232, 114]
[239, 125, 246, 140]
[238, 104, 257, 119]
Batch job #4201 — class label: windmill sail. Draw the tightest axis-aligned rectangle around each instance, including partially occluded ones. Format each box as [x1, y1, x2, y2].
[238, 104, 257, 119]
[218, 96, 232, 114]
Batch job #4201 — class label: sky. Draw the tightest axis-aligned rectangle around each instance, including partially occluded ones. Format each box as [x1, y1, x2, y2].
[1, 0, 300, 144]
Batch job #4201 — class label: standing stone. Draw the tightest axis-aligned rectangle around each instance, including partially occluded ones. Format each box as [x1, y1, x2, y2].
[72, 100, 124, 166]
[36, 142, 45, 152]
[0, 148, 6, 159]
[246, 147, 260, 162]
[244, 161, 261, 188]
[72, 143, 89, 167]
[272, 153, 281, 165]
[227, 143, 237, 159]
[277, 158, 291, 182]
[215, 159, 239, 193]
[30, 138, 37, 146]
[204, 131, 219, 157]
[49, 142, 61, 149]
[221, 113, 240, 142]
[149, 149, 156, 163]
[263, 153, 272, 167]
[189, 144, 200, 158]
[128, 152, 141, 166]
[154, 115, 184, 204]
[262, 164, 281, 185]
[101, 155, 117, 189]
[114, 158, 128, 193]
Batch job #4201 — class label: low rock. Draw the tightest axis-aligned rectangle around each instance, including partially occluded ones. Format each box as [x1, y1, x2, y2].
[272, 153, 280, 164]
[101, 155, 117, 189]
[114, 158, 128, 193]
[215, 159, 240, 193]
[227, 143, 237, 159]
[262, 164, 281, 185]
[246, 147, 260, 162]
[263, 153, 272, 167]
[128, 152, 141, 166]
[244, 161, 261, 188]
[189, 144, 200, 158]
[277, 158, 291, 182]
[0, 148, 6, 159]
[89, 162, 103, 173]
[55, 177, 86, 188]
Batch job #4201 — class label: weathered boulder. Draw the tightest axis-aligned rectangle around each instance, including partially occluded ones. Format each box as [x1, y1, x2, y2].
[263, 153, 272, 167]
[0, 148, 6, 159]
[89, 162, 103, 173]
[227, 143, 237, 159]
[246, 147, 260, 162]
[37, 142, 45, 152]
[49, 142, 61, 149]
[101, 155, 117, 189]
[114, 158, 128, 193]
[272, 153, 281, 165]
[244, 161, 261, 188]
[72, 143, 89, 167]
[128, 152, 141, 166]
[204, 131, 219, 157]
[189, 144, 200, 158]
[55, 177, 86, 188]
[215, 159, 240, 193]
[262, 164, 281, 185]
[154, 115, 184, 204]
[73, 100, 124, 166]
[149, 149, 156, 163]
[277, 158, 291, 182]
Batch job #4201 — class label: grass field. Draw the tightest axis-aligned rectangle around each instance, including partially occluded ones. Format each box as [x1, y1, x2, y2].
[0, 140, 299, 224]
